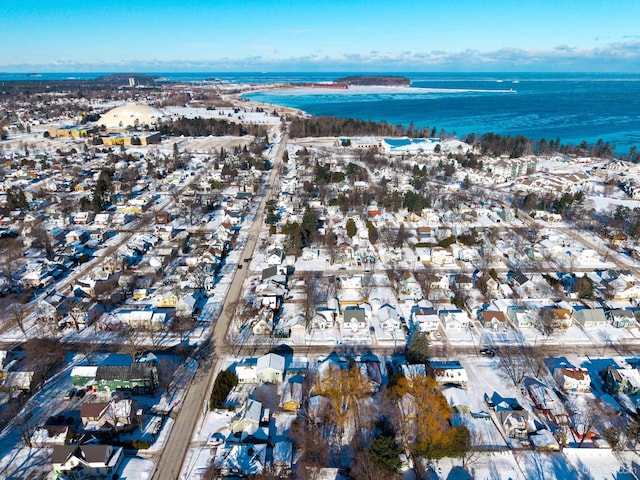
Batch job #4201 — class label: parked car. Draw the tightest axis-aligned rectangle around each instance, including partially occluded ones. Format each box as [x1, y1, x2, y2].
[64, 388, 76, 400]
[479, 348, 495, 357]
[75, 389, 86, 399]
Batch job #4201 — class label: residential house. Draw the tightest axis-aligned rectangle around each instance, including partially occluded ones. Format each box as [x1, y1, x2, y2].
[81, 397, 137, 433]
[495, 410, 530, 439]
[231, 399, 265, 440]
[313, 307, 336, 330]
[175, 294, 196, 318]
[506, 305, 536, 329]
[72, 363, 159, 394]
[416, 226, 435, 243]
[553, 367, 591, 393]
[573, 307, 608, 328]
[343, 306, 368, 332]
[252, 307, 274, 335]
[272, 440, 293, 477]
[0, 371, 37, 393]
[255, 281, 286, 310]
[602, 360, 640, 395]
[155, 210, 171, 225]
[256, 353, 285, 384]
[540, 308, 573, 330]
[113, 309, 167, 331]
[31, 425, 72, 447]
[412, 306, 440, 333]
[481, 311, 509, 331]
[51, 445, 124, 479]
[35, 291, 70, 324]
[266, 246, 286, 266]
[73, 211, 94, 225]
[358, 355, 383, 390]
[377, 304, 402, 331]
[524, 378, 567, 424]
[430, 360, 468, 388]
[94, 213, 111, 227]
[398, 272, 423, 302]
[281, 378, 303, 412]
[439, 309, 470, 330]
[510, 271, 532, 289]
[65, 228, 88, 245]
[213, 443, 266, 477]
[80, 402, 109, 428]
[607, 309, 637, 328]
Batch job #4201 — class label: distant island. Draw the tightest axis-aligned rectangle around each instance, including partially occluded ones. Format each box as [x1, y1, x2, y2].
[334, 75, 411, 86]
[94, 73, 156, 86]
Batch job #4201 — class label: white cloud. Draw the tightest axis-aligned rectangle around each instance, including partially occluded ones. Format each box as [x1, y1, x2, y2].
[2, 41, 640, 72]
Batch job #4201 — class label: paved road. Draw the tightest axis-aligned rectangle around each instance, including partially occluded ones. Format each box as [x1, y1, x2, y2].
[152, 127, 288, 480]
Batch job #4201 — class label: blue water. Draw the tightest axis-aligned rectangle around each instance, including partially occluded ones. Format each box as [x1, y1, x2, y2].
[2, 71, 639, 154]
[245, 73, 640, 155]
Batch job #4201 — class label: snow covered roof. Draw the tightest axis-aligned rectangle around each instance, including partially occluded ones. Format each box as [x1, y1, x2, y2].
[214, 443, 266, 476]
[257, 353, 285, 372]
[98, 103, 166, 128]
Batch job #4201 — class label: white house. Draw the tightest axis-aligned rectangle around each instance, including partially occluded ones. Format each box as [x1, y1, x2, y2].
[439, 310, 470, 330]
[607, 309, 636, 328]
[377, 304, 402, 330]
[413, 310, 441, 333]
[256, 353, 285, 384]
[231, 399, 263, 436]
[51, 445, 123, 479]
[553, 367, 591, 393]
[430, 360, 468, 388]
[175, 293, 196, 318]
[481, 311, 509, 331]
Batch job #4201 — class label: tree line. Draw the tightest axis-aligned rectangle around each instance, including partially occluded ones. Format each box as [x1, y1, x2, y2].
[288, 116, 437, 138]
[158, 117, 268, 137]
[288, 114, 638, 161]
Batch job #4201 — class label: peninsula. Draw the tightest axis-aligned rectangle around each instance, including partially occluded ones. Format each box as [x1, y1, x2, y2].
[334, 74, 411, 86]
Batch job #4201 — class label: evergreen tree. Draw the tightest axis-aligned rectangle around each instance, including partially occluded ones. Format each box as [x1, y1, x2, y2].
[368, 434, 402, 473]
[209, 369, 238, 410]
[406, 332, 430, 365]
[346, 218, 357, 238]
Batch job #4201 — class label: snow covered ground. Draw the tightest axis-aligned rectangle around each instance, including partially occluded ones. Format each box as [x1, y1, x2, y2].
[118, 456, 155, 480]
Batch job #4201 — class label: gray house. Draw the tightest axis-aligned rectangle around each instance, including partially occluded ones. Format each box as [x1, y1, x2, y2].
[574, 307, 608, 328]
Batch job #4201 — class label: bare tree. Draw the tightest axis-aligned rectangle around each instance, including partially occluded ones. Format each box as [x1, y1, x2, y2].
[23, 338, 64, 390]
[538, 309, 557, 336]
[189, 263, 211, 292]
[7, 301, 28, 336]
[171, 315, 194, 343]
[120, 326, 142, 362]
[157, 357, 180, 396]
[0, 238, 24, 291]
[302, 273, 321, 328]
[496, 343, 528, 385]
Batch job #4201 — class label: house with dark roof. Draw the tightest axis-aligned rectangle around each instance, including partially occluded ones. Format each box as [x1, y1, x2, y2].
[94, 363, 158, 394]
[51, 444, 123, 478]
[70, 361, 158, 394]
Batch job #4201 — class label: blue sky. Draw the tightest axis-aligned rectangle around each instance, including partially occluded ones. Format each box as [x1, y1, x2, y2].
[3, 0, 640, 72]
